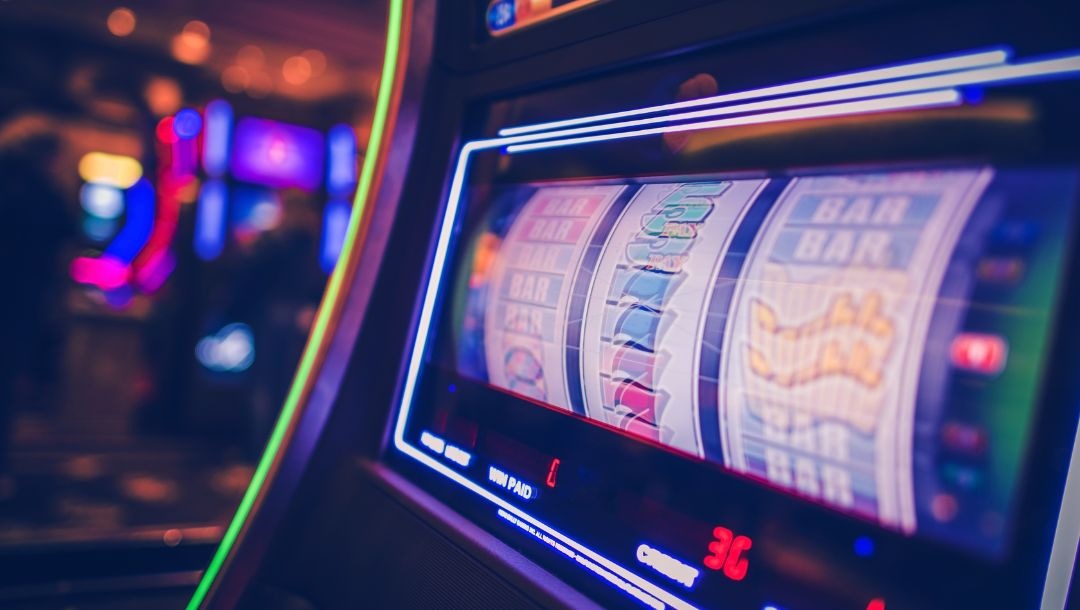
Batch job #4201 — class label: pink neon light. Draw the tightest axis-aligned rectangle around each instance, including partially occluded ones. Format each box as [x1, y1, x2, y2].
[70, 255, 130, 290]
[127, 135, 188, 295]
[133, 175, 181, 273]
[135, 249, 176, 293]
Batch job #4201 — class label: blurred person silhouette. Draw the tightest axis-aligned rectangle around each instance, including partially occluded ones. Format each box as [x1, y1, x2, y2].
[0, 115, 75, 499]
[228, 192, 324, 459]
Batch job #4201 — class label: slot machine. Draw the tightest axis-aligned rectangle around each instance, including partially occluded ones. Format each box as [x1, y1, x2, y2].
[188, 1, 1080, 608]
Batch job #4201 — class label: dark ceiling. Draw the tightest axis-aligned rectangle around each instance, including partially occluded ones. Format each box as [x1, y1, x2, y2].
[1, 0, 388, 106]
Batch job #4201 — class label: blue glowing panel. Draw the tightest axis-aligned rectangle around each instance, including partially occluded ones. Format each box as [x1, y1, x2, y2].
[202, 99, 233, 178]
[320, 197, 352, 272]
[195, 178, 228, 260]
[104, 177, 155, 263]
[327, 124, 358, 196]
[229, 117, 324, 191]
[231, 184, 283, 242]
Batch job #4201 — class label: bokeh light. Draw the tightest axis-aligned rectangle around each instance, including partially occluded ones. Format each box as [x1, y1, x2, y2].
[173, 108, 203, 139]
[221, 65, 250, 93]
[80, 183, 125, 219]
[83, 217, 119, 242]
[301, 49, 327, 76]
[246, 72, 273, 98]
[171, 20, 211, 65]
[78, 152, 143, 189]
[853, 536, 875, 558]
[106, 7, 136, 37]
[156, 116, 178, 144]
[237, 44, 265, 68]
[282, 55, 313, 85]
[144, 76, 182, 116]
[183, 20, 210, 39]
[194, 179, 227, 260]
[202, 99, 233, 177]
[196, 323, 255, 373]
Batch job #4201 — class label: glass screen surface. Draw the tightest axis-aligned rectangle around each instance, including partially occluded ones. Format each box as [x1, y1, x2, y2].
[439, 166, 1076, 554]
[393, 159, 1078, 609]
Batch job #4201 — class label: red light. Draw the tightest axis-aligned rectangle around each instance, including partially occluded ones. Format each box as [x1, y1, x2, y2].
[867, 598, 886, 610]
[545, 458, 560, 488]
[941, 422, 987, 454]
[950, 333, 1007, 375]
[703, 525, 752, 581]
[976, 258, 1024, 283]
[156, 117, 178, 144]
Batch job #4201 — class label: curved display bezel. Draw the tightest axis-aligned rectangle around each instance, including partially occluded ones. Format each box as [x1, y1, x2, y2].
[385, 47, 1080, 610]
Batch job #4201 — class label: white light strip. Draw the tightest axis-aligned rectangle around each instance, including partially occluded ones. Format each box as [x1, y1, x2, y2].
[499, 52, 1080, 145]
[497, 47, 1011, 136]
[487, 81, 951, 145]
[1041, 415, 1080, 610]
[392, 144, 476, 448]
[506, 90, 962, 154]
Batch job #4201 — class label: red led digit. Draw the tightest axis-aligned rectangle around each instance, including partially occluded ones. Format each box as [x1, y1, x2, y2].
[545, 458, 560, 488]
[704, 526, 733, 570]
[723, 535, 752, 581]
[704, 525, 752, 581]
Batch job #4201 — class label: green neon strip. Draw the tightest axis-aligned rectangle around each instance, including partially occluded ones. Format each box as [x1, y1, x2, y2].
[187, 2, 406, 608]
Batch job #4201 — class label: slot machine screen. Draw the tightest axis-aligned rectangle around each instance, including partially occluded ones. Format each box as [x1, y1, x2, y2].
[386, 49, 1080, 609]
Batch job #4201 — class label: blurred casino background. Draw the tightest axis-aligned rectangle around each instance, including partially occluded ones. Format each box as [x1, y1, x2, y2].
[0, 0, 384, 556]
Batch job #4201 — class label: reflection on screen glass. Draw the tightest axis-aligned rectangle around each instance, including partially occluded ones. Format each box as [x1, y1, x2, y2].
[446, 166, 1077, 554]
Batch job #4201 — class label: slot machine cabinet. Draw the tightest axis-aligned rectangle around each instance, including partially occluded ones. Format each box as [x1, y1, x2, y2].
[189, 1, 1080, 609]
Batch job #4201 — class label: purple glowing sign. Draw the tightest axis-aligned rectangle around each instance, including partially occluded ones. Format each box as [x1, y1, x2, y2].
[229, 117, 324, 191]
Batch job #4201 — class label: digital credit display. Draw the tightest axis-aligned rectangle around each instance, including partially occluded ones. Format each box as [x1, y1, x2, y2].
[485, 0, 603, 36]
[394, 164, 1078, 609]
